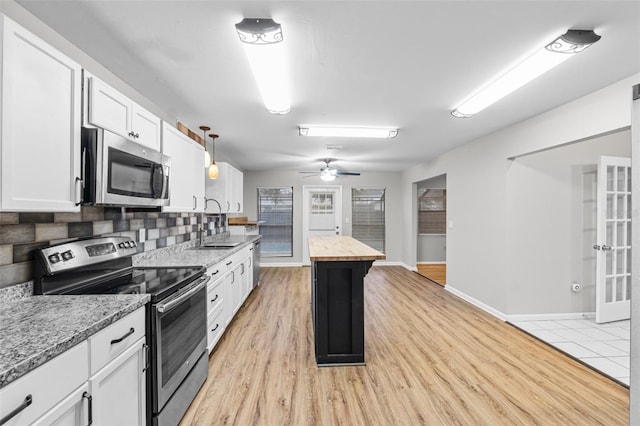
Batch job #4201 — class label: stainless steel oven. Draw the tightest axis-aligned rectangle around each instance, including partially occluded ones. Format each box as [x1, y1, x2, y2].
[150, 275, 208, 424]
[33, 237, 209, 426]
[81, 127, 170, 207]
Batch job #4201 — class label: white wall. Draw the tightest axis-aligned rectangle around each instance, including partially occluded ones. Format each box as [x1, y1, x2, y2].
[403, 74, 640, 315]
[506, 130, 630, 315]
[243, 170, 403, 265]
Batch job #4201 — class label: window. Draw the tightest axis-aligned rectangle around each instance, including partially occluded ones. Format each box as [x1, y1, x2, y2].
[257, 187, 293, 257]
[351, 188, 385, 252]
[418, 188, 446, 234]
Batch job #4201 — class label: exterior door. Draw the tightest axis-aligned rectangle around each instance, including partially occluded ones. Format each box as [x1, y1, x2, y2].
[595, 156, 632, 323]
[302, 186, 342, 265]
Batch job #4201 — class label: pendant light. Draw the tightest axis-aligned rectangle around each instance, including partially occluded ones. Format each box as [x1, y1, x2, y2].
[208, 133, 219, 179]
[199, 126, 211, 167]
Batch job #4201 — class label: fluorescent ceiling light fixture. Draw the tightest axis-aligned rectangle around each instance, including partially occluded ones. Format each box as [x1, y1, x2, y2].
[451, 29, 601, 118]
[298, 126, 398, 138]
[236, 18, 290, 114]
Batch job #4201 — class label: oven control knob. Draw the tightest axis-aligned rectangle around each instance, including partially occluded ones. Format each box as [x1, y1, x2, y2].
[118, 242, 126, 249]
[130, 241, 137, 247]
[61, 250, 75, 261]
[125, 241, 133, 248]
[48, 253, 61, 264]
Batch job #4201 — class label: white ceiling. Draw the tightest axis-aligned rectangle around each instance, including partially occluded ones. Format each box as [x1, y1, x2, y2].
[16, 1, 640, 173]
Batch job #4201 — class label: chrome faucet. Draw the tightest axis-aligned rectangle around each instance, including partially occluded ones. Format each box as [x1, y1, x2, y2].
[204, 197, 222, 213]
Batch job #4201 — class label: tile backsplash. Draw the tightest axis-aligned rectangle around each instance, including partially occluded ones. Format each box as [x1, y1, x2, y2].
[0, 207, 225, 290]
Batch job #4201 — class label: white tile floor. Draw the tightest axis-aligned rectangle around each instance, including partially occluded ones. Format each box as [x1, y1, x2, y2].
[511, 318, 630, 386]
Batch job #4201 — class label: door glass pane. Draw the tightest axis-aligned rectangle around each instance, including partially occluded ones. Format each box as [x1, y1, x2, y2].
[352, 188, 386, 253]
[607, 194, 614, 218]
[628, 249, 632, 274]
[627, 167, 632, 192]
[616, 222, 625, 247]
[627, 222, 632, 247]
[617, 166, 626, 191]
[616, 276, 625, 302]
[606, 277, 613, 303]
[606, 250, 613, 275]
[616, 249, 625, 274]
[606, 222, 614, 247]
[616, 195, 625, 219]
[607, 166, 614, 191]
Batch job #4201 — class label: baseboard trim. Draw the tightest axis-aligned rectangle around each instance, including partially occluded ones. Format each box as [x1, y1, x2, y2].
[445, 286, 507, 321]
[506, 312, 596, 322]
[260, 262, 304, 268]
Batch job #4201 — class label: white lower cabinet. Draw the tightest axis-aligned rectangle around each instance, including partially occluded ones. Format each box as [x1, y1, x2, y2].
[0, 307, 146, 426]
[205, 245, 254, 352]
[88, 337, 146, 425]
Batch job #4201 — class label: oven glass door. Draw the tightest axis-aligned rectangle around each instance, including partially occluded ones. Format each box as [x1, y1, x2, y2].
[152, 277, 208, 411]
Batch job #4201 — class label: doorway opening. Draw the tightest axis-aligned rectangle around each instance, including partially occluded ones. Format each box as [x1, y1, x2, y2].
[416, 174, 447, 286]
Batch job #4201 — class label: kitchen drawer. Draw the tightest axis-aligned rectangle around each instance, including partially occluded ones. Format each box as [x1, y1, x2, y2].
[0, 341, 88, 426]
[207, 275, 225, 315]
[88, 307, 145, 375]
[207, 262, 226, 283]
[207, 303, 226, 353]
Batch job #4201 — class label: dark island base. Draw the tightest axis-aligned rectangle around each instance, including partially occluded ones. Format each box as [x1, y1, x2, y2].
[311, 260, 374, 366]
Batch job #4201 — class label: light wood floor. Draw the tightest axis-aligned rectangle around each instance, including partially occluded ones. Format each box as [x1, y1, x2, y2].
[181, 266, 629, 425]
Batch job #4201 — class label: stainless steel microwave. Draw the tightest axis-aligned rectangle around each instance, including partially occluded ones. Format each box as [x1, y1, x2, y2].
[81, 127, 170, 207]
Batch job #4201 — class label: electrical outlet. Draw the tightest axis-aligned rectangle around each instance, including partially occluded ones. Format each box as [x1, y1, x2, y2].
[139, 228, 146, 243]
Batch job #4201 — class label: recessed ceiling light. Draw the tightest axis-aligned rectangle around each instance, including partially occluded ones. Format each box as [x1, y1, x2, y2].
[299, 126, 398, 138]
[451, 29, 601, 118]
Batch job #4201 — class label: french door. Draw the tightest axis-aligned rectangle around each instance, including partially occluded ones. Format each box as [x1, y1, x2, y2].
[595, 156, 631, 323]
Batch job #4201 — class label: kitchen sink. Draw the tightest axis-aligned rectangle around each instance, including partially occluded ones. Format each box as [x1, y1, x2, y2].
[205, 242, 240, 248]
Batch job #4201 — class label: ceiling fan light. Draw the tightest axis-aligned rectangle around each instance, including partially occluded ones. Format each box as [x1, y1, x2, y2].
[208, 162, 219, 179]
[320, 170, 336, 181]
[298, 126, 398, 138]
[451, 29, 600, 118]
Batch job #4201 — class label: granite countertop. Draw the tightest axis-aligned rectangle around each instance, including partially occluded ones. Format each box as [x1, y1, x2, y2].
[0, 294, 149, 388]
[134, 235, 261, 268]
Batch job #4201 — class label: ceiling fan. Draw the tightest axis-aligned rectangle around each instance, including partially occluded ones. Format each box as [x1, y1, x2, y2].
[299, 159, 361, 181]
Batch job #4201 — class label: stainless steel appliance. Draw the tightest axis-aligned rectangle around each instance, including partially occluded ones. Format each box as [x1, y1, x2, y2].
[252, 239, 260, 287]
[33, 237, 208, 426]
[81, 127, 170, 207]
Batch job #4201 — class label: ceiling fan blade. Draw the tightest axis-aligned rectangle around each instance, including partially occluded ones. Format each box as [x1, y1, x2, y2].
[299, 171, 319, 174]
[336, 171, 361, 176]
[302, 174, 319, 178]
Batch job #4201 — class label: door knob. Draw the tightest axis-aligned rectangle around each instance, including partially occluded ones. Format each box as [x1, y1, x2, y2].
[602, 244, 612, 251]
[593, 244, 601, 250]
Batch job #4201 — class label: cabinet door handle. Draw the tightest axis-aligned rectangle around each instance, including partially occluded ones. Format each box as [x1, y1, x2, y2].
[110, 327, 135, 345]
[193, 195, 197, 210]
[226, 201, 230, 211]
[211, 269, 220, 276]
[237, 202, 240, 212]
[212, 323, 220, 332]
[241, 264, 245, 274]
[0, 394, 32, 425]
[82, 391, 93, 425]
[75, 177, 84, 206]
[142, 343, 149, 373]
[211, 294, 219, 302]
[231, 271, 235, 283]
[226, 261, 233, 266]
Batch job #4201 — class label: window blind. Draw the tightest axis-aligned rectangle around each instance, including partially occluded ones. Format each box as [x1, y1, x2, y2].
[351, 188, 385, 253]
[257, 187, 293, 257]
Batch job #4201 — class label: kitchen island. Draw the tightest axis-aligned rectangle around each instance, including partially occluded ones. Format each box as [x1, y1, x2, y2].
[308, 236, 385, 366]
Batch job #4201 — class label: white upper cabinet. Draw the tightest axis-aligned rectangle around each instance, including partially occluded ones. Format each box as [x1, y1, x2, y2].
[0, 15, 82, 212]
[205, 162, 243, 214]
[162, 122, 205, 213]
[86, 74, 161, 151]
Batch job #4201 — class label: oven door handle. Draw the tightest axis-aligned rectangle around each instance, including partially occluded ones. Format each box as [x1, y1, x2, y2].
[156, 275, 210, 313]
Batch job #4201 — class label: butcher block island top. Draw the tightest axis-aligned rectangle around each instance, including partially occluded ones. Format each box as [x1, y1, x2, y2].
[308, 236, 386, 262]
